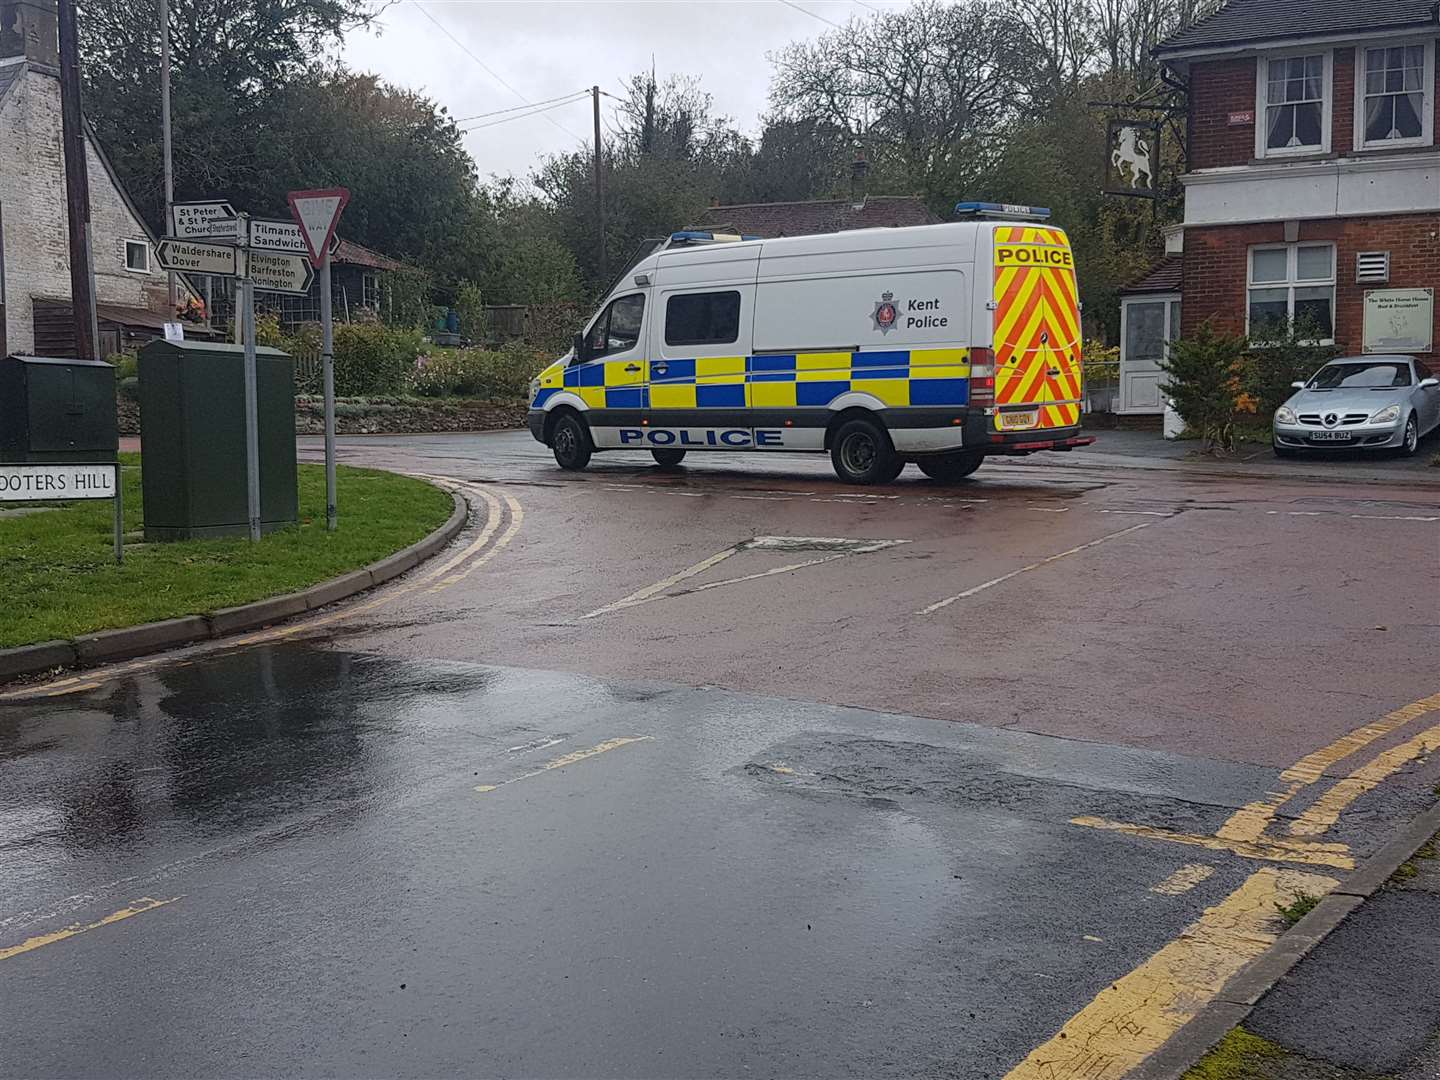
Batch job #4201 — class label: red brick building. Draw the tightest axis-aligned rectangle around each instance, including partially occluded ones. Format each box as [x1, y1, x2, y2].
[1120, 0, 1440, 412]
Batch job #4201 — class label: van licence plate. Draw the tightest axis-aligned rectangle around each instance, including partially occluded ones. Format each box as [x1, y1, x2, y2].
[998, 410, 1039, 431]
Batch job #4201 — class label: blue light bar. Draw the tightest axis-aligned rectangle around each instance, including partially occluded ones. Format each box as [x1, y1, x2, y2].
[954, 201, 1052, 221]
[668, 231, 761, 244]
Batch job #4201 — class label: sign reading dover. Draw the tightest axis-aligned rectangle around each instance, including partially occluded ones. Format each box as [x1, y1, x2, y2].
[0, 463, 117, 501]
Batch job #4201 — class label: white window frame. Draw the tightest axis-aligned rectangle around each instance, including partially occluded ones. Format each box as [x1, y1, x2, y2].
[1256, 49, 1333, 159]
[1354, 39, 1435, 151]
[1246, 242, 1337, 344]
[123, 239, 151, 274]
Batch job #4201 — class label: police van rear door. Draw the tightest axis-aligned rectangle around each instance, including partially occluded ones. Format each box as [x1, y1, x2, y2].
[991, 226, 1083, 433]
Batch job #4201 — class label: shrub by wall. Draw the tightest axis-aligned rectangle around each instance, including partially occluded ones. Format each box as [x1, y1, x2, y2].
[408, 342, 549, 401]
[332, 324, 425, 396]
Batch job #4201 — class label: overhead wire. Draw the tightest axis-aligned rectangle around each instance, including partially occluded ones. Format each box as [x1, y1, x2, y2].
[454, 90, 592, 125]
[461, 93, 592, 132]
[777, 0, 845, 29]
[410, 0, 586, 140]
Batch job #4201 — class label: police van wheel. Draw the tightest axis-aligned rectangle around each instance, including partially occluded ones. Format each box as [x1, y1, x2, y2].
[550, 413, 593, 471]
[918, 451, 984, 482]
[651, 448, 687, 468]
[831, 418, 903, 485]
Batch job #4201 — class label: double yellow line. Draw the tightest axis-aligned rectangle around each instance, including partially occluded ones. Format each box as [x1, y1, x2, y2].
[1006, 688, 1440, 1079]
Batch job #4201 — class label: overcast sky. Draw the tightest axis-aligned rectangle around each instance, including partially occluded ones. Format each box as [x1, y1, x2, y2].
[341, 1, 903, 183]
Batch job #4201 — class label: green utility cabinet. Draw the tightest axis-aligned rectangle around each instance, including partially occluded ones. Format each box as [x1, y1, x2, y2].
[0, 355, 117, 463]
[138, 340, 298, 541]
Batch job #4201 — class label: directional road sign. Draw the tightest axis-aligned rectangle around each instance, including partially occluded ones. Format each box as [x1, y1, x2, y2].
[155, 238, 239, 276]
[248, 218, 341, 256]
[171, 201, 240, 241]
[248, 251, 314, 295]
[287, 188, 350, 267]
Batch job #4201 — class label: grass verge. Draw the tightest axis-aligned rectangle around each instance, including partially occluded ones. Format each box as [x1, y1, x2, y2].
[0, 453, 452, 648]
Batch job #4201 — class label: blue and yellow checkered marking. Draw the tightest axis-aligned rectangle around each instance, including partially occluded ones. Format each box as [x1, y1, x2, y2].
[535, 348, 971, 411]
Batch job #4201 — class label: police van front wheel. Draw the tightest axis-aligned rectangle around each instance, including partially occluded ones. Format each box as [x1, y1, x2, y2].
[651, 448, 686, 468]
[831, 418, 904, 485]
[550, 413, 593, 471]
[918, 451, 985, 482]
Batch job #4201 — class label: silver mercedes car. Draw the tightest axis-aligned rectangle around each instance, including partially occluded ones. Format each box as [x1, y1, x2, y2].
[1273, 355, 1440, 457]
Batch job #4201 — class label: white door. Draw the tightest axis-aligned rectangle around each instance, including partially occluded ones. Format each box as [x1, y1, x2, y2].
[1120, 295, 1180, 414]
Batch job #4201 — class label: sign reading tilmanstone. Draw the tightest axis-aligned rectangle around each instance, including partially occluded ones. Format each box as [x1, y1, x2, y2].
[156, 238, 239, 276]
[0, 463, 117, 501]
[248, 218, 341, 255]
[247, 251, 315, 295]
[171, 201, 240, 240]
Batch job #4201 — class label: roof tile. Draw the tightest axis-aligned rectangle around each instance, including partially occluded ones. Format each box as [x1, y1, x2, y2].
[1157, 0, 1439, 56]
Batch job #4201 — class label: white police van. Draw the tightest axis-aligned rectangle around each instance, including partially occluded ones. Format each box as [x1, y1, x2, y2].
[527, 203, 1093, 484]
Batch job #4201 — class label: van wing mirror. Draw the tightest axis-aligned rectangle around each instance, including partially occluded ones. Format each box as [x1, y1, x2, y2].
[572, 332, 587, 362]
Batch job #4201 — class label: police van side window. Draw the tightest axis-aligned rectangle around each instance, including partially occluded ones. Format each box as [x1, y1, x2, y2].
[665, 291, 741, 347]
[584, 294, 645, 360]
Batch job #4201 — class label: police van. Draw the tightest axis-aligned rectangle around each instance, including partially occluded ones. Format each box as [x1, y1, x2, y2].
[527, 202, 1094, 484]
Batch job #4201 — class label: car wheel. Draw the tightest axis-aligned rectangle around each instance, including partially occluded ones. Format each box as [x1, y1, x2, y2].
[1273, 442, 1298, 459]
[917, 451, 985, 482]
[651, 448, 686, 468]
[830, 417, 902, 485]
[551, 413, 593, 471]
[1400, 414, 1419, 456]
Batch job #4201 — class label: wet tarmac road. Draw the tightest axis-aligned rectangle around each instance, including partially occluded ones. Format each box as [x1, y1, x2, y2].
[3, 432, 1439, 1077]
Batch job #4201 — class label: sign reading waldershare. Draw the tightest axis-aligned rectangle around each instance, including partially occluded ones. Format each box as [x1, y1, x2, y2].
[0, 463, 118, 501]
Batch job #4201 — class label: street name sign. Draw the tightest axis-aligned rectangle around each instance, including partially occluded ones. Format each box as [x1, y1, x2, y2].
[156, 238, 239, 276]
[248, 218, 341, 256]
[0, 463, 117, 501]
[287, 188, 350, 267]
[171, 201, 240, 240]
[248, 251, 315, 295]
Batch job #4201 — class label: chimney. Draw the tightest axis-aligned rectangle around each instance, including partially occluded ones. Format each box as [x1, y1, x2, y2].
[850, 149, 869, 208]
[0, 0, 58, 67]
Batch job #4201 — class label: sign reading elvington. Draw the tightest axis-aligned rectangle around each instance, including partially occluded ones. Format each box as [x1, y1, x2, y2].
[0, 463, 118, 501]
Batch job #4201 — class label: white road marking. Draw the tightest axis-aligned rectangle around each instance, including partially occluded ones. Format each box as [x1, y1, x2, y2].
[1099, 509, 1175, 517]
[1150, 863, 1216, 895]
[1027, 507, 1070, 513]
[1351, 514, 1438, 522]
[918, 522, 1156, 615]
[580, 546, 742, 619]
[731, 495, 793, 501]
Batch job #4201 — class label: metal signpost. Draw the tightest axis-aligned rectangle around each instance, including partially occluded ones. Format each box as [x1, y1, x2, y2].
[0, 462, 123, 562]
[287, 189, 349, 533]
[155, 191, 347, 540]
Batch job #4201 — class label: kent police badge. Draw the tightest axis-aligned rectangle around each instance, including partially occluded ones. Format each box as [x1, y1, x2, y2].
[872, 291, 899, 334]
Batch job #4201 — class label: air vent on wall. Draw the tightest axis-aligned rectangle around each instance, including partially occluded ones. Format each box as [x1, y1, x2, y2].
[1356, 251, 1390, 284]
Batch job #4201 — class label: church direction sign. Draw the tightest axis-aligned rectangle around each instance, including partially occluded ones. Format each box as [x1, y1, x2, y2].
[171, 201, 240, 240]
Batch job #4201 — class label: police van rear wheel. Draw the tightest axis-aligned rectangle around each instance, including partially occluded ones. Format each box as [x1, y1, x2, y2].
[831, 418, 903, 485]
[918, 451, 984, 482]
[651, 448, 687, 468]
[550, 413, 593, 471]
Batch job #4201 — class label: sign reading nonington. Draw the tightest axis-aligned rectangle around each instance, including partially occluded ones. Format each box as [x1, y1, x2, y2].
[1364, 288, 1434, 354]
[0, 463, 118, 501]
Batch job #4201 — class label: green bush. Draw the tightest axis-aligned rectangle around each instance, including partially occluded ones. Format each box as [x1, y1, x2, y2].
[408, 342, 548, 401]
[117, 376, 140, 402]
[107, 352, 139, 381]
[1160, 323, 1246, 453]
[332, 323, 424, 396]
[1241, 318, 1340, 416]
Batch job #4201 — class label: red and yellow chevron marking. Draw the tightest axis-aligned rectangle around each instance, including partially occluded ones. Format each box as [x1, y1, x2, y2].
[993, 227, 1082, 430]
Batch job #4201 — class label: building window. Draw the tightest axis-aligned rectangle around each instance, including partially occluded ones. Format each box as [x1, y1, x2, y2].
[1248, 243, 1336, 341]
[1258, 53, 1330, 157]
[124, 240, 150, 273]
[1359, 43, 1433, 149]
[362, 273, 380, 309]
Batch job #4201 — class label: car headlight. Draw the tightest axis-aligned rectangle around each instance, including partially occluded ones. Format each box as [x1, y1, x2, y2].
[1275, 406, 1297, 424]
[1369, 404, 1401, 424]
[528, 378, 541, 401]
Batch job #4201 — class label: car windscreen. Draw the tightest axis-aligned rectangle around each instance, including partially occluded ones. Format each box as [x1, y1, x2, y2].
[1309, 363, 1411, 389]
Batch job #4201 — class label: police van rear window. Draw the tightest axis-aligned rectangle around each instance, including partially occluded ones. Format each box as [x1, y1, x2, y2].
[665, 291, 741, 347]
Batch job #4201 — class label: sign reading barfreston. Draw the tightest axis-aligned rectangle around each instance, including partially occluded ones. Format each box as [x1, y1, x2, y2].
[0, 463, 117, 501]
[247, 251, 315, 295]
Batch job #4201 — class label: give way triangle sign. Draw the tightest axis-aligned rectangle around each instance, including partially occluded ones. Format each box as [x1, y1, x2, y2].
[287, 187, 350, 267]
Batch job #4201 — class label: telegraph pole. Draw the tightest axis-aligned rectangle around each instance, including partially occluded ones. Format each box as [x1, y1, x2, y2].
[160, 0, 176, 312]
[592, 85, 606, 284]
[57, 0, 98, 360]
